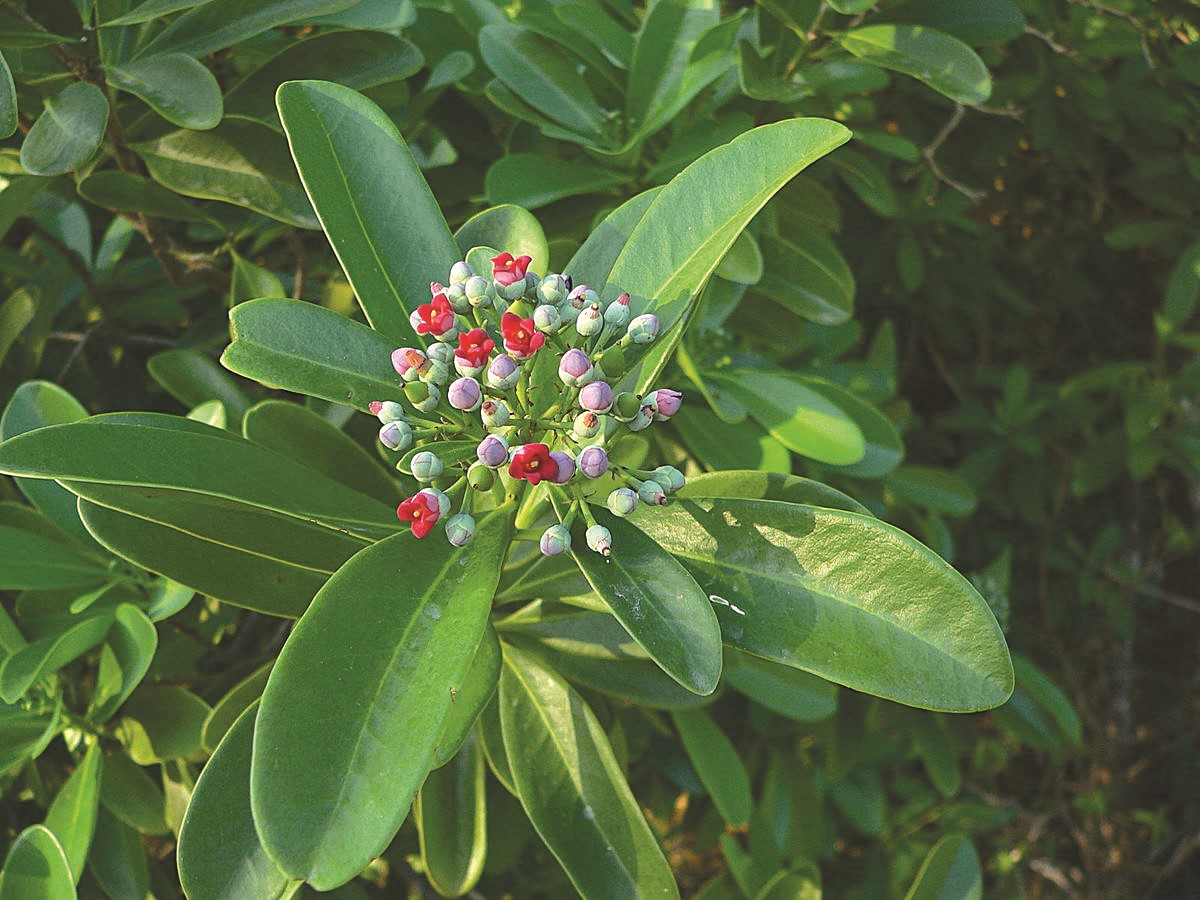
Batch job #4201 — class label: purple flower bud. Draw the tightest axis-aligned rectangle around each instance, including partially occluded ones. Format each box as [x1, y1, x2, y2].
[448, 376, 482, 412]
[410, 450, 444, 482]
[578, 444, 609, 479]
[607, 487, 638, 517]
[445, 513, 476, 547]
[579, 381, 614, 413]
[636, 479, 667, 505]
[549, 451, 575, 483]
[558, 348, 592, 387]
[626, 313, 659, 344]
[576, 303, 603, 337]
[567, 284, 599, 310]
[480, 398, 510, 428]
[651, 388, 683, 420]
[540, 524, 572, 556]
[392, 347, 427, 381]
[477, 434, 509, 468]
[486, 354, 520, 391]
[379, 421, 412, 451]
[586, 524, 612, 556]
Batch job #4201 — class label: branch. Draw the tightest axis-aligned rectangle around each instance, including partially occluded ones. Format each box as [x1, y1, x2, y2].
[919, 104, 986, 204]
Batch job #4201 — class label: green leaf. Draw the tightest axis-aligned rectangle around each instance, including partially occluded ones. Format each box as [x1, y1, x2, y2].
[118, 685, 210, 763]
[243, 401, 399, 501]
[99, 749, 169, 835]
[485, 154, 624, 210]
[104, 0, 214, 26]
[798, 377, 903, 478]
[632, 498, 1014, 712]
[0, 525, 109, 589]
[20, 83, 109, 177]
[714, 231, 763, 285]
[0, 290, 35, 366]
[0, 414, 397, 538]
[626, 0, 718, 137]
[222, 298, 400, 413]
[136, 0, 356, 58]
[887, 465, 977, 516]
[223, 32, 422, 130]
[872, 0, 1026, 46]
[251, 506, 511, 890]
[87, 808, 150, 899]
[77, 170, 215, 222]
[567, 188, 661, 288]
[672, 709, 751, 826]
[230, 250, 285, 306]
[201, 661, 272, 751]
[0, 702, 59, 776]
[678, 469, 872, 516]
[455, 205, 549, 276]
[908, 712, 961, 798]
[88, 604, 158, 723]
[724, 650, 837, 722]
[499, 643, 679, 899]
[480, 24, 608, 141]
[178, 703, 296, 900]
[0, 177, 51, 242]
[0, 51, 17, 139]
[475, 695, 514, 794]
[708, 370, 865, 465]
[0, 825, 74, 900]
[44, 741, 103, 883]
[838, 25, 992, 105]
[903, 834, 982, 900]
[416, 733, 487, 898]
[1163, 236, 1200, 327]
[134, 122, 318, 228]
[605, 117, 851, 393]
[671, 407, 791, 476]
[0, 613, 113, 704]
[432, 627, 500, 768]
[107, 53, 223, 129]
[276, 80, 459, 343]
[828, 0, 874, 12]
[757, 232, 854, 325]
[571, 508, 721, 695]
[148, 349, 251, 420]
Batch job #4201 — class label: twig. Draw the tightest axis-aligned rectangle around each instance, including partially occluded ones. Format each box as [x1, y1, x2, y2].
[1025, 25, 1074, 56]
[1145, 832, 1200, 898]
[1102, 568, 1200, 614]
[55, 323, 97, 381]
[1067, 0, 1156, 69]
[27, 221, 100, 304]
[919, 105, 986, 204]
[285, 229, 307, 299]
[48, 329, 177, 349]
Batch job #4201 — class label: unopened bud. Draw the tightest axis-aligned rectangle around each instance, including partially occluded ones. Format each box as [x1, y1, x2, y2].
[626, 313, 659, 344]
[540, 524, 572, 556]
[604, 293, 631, 327]
[374, 400, 406, 424]
[653, 465, 686, 493]
[422, 359, 451, 386]
[567, 284, 599, 310]
[549, 450, 576, 483]
[477, 434, 509, 468]
[627, 405, 655, 432]
[538, 273, 569, 306]
[410, 450, 444, 483]
[444, 513, 476, 547]
[444, 283, 469, 313]
[651, 388, 683, 420]
[559, 348, 592, 387]
[467, 460, 495, 491]
[448, 376, 483, 412]
[607, 487, 638, 517]
[449, 261, 473, 285]
[480, 398, 510, 428]
[576, 303, 604, 337]
[404, 380, 440, 413]
[486, 354, 520, 391]
[392, 347, 427, 381]
[533, 304, 561, 333]
[578, 444, 609, 479]
[636, 479, 667, 505]
[579, 380, 614, 414]
[595, 345, 626, 380]
[379, 421, 412, 451]
[426, 342, 454, 365]
[465, 275, 492, 307]
[585, 524, 612, 556]
[613, 391, 641, 421]
[573, 411, 603, 440]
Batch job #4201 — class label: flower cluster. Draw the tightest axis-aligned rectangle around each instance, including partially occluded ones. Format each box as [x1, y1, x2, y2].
[369, 251, 685, 557]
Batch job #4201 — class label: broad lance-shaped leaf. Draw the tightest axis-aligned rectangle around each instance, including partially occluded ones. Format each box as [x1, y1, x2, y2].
[44, 741, 102, 883]
[0, 825, 74, 900]
[903, 834, 982, 900]
[499, 644, 679, 898]
[136, 0, 356, 58]
[251, 505, 512, 890]
[277, 80, 459, 344]
[671, 709, 751, 827]
[107, 54, 223, 130]
[632, 498, 1013, 712]
[570, 508, 721, 695]
[838, 25, 992, 105]
[603, 117, 850, 394]
[416, 734, 487, 898]
[178, 703, 298, 900]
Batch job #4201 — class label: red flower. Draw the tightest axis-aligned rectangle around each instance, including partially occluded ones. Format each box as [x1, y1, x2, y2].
[415, 293, 455, 336]
[397, 491, 443, 538]
[508, 443, 559, 485]
[492, 252, 532, 287]
[501, 312, 545, 358]
[455, 328, 495, 369]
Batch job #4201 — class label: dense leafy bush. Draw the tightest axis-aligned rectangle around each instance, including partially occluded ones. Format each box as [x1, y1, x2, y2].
[0, 0, 1195, 897]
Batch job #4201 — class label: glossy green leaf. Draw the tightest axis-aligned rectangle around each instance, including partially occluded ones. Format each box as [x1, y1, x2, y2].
[276, 80, 459, 343]
[0, 51, 16, 139]
[149, 349, 251, 420]
[1163, 236, 1200, 327]
[135, 122, 318, 228]
[571, 508, 720, 695]
[251, 506, 511, 889]
[480, 24, 608, 141]
[725, 650, 837, 722]
[908, 711, 961, 798]
[20, 83, 109, 177]
[0, 825, 74, 900]
[605, 117, 851, 393]
[222, 298, 400, 413]
[0, 286, 34, 368]
[757, 232, 854, 325]
[455, 205, 549, 276]
[137, 0, 355, 58]
[0, 414, 397, 538]
[417, 733, 487, 897]
[89, 604, 158, 723]
[554, 1, 633, 67]
[178, 703, 297, 900]
[499, 644, 679, 898]
[715, 231, 763, 285]
[77, 170, 214, 222]
[98, 750, 169, 835]
[672, 709, 751, 826]
[679, 470, 871, 515]
[485, 154, 624, 210]
[903, 834, 982, 900]
[44, 741, 102, 883]
[104, 0, 213, 26]
[828, 0, 874, 11]
[230, 250, 285, 307]
[872, 0, 1026, 46]
[626, 0, 718, 137]
[0, 613, 112, 703]
[672, 406, 791, 475]
[567, 188, 661, 288]
[223, 32, 422, 130]
[304, 0, 416, 29]
[632, 498, 1014, 712]
[0, 525, 109, 590]
[243, 401, 399, 501]
[119, 685, 210, 763]
[887, 465, 977, 516]
[798, 377, 903, 478]
[475, 695, 514, 794]
[201, 661, 272, 752]
[0, 178, 50, 242]
[838, 25, 991, 105]
[87, 808, 150, 899]
[107, 53, 223, 129]
[433, 627, 500, 768]
[0, 702, 58, 775]
[708, 371, 865, 465]
[993, 654, 1083, 755]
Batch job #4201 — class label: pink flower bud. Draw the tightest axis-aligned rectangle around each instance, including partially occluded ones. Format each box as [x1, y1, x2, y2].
[579, 380, 614, 413]
[548, 451, 575, 483]
[651, 388, 683, 420]
[486, 353, 520, 390]
[392, 347, 427, 380]
[578, 444, 609, 479]
[477, 434, 509, 468]
[558, 348, 592, 387]
[448, 376, 482, 411]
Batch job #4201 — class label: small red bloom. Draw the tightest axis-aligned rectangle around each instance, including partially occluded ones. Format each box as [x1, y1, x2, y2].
[415, 293, 455, 336]
[492, 252, 532, 287]
[501, 312, 545, 358]
[508, 443, 558, 486]
[455, 328, 495, 369]
[368, 401, 383, 415]
[397, 492, 442, 538]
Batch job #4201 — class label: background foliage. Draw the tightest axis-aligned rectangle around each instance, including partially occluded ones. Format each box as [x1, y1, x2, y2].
[0, 0, 1196, 897]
